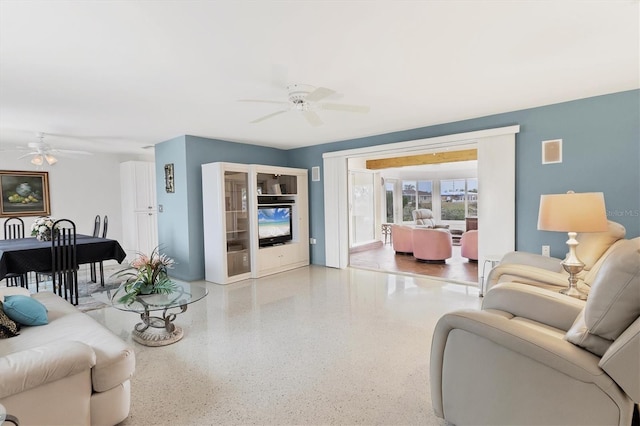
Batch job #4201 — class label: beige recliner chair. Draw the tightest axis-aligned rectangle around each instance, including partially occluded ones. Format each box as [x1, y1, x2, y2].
[430, 238, 640, 426]
[485, 221, 627, 294]
[412, 209, 449, 229]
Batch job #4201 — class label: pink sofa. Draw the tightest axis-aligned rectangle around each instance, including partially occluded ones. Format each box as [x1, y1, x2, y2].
[391, 225, 414, 254]
[460, 230, 478, 261]
[412, 228, 452, 262]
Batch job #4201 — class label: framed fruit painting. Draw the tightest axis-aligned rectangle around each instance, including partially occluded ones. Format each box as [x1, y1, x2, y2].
[0, 170, 51, 217]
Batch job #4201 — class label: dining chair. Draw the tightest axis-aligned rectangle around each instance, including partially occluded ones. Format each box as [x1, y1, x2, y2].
[51, 219, 79, 305]
[3, 217, 29, 288]
[36, 219, 79, 305]
[90, 215, 101, 283]
[97, 215, 108, 286]
[92, 214, 101, 237]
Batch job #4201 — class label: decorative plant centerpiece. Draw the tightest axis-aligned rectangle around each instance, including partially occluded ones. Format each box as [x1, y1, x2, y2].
[112, 247, 177, 305]
[31, 216, 57, 241]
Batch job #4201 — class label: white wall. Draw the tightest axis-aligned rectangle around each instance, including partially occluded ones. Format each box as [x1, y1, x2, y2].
[0, 153, 152, 246]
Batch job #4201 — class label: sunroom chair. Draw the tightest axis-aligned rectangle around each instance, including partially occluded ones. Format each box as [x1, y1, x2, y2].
[460, 229, 478, 261]
[411, 209, 449, 229]
[391, 225, 414, 254]
[485, 220, 627, 294]
[412, 228, 452, 262]
[430, 238, 640, 426]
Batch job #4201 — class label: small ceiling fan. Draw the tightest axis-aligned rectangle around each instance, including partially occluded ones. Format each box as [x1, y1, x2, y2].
[239, 84, 370, 127]
[14, 132, 93, 165]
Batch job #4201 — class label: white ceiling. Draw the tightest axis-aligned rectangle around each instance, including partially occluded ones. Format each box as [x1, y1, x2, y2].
[0, 1, 638, 155]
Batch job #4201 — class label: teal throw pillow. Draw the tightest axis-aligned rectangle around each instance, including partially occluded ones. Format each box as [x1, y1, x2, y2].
[3, 295, 48, 326]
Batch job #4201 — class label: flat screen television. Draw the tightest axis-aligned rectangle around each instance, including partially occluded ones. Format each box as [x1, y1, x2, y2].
[257, 205, 293, 247]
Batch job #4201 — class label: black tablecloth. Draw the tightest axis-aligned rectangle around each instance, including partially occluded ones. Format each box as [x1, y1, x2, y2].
[0, 234, 127, 280]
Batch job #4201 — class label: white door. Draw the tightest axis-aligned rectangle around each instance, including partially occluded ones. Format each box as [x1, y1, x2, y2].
[349, 170, 376, 247]
[384, 178, 401, 223]
[135, 210, 158, 255]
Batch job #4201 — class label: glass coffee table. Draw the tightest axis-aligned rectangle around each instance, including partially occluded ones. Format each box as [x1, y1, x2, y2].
[111, 281, 208, 346]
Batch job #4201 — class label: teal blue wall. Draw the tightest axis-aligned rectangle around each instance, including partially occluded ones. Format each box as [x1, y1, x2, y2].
[156, 135, 287, 280]
[155, 135, 189, 274]
[287, 90, 640, 263]
[156, 89, 639, 278]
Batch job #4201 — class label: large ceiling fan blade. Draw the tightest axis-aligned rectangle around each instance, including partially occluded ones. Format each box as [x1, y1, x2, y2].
[303, 111, 323, 127]
[305, 87, 335, 103]
[51, 149, 93, 156]
[17, 152, 38, 160]
[320, 103, 370, 113]
[239, 99, 289, 106]
[250, 110, 288, 124]
[0, 146, 30, 152]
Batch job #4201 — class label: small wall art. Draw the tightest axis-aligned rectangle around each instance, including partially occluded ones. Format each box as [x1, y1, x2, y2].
[164, 163, 175, 193]
[542, 139, 563, 164]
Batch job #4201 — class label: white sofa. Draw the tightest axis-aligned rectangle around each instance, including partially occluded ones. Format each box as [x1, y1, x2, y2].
[0, 287, 135, 425]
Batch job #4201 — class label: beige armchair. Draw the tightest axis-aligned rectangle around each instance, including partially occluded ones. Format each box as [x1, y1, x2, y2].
[485, 221, 627, 294]
[430, 238, 640, 425]
[411, 209, 449, 229]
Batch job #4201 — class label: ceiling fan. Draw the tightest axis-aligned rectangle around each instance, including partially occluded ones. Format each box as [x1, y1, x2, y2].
[15, 133, 93, 165]
[239, 84, 370, 127]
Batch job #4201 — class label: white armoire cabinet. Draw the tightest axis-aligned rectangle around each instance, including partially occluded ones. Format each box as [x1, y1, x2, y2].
[120, 161, 158, 260]
[202, 162, 252, 284]
[202, 162, 309, 284]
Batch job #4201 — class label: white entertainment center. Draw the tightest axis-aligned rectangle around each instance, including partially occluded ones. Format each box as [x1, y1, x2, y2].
[202, 162, 309, 284]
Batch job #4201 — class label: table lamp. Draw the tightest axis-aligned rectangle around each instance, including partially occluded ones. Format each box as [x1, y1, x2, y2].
[537, 191, 608, 299]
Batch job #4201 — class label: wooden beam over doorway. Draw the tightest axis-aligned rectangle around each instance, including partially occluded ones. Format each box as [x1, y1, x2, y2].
[365, 149, 477, 170]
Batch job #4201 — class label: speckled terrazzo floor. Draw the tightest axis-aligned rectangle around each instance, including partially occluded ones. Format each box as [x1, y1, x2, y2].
[87, 265, 481, 425]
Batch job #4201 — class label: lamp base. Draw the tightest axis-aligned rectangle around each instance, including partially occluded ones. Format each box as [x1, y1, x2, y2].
[559, 285, 588, 300]
[561, 256, 587, 300]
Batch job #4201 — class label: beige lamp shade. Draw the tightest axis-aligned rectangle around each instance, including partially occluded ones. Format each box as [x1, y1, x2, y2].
[537, 192, 608, 233]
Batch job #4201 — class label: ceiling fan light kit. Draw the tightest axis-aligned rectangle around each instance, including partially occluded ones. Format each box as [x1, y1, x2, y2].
[30, 153, 58, 166]
[241, 83, 370, 127]
[9, 132, 93, 165]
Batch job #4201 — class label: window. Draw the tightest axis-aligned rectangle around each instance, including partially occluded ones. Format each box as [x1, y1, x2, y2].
[467, 178, 478, 216]
[385, 182, 394, 223]
[441, 178, 477, 220]
[402, 180, 432, 221]
[417, 181, 433, 210]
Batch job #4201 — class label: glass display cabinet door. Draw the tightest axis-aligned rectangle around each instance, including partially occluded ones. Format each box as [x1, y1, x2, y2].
[224, 171, 250, 277]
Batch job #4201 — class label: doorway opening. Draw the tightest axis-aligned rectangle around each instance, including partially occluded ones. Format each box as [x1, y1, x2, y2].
[347, 154, 479, 284]
[323, 125, 519, 286]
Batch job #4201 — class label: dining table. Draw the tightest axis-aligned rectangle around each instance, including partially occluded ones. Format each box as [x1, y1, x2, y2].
[0, 234, 127, 281]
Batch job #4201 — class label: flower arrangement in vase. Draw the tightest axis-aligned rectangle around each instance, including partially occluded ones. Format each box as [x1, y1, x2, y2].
[31, 216, 57, 241]
[112, 247, 177, 305]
